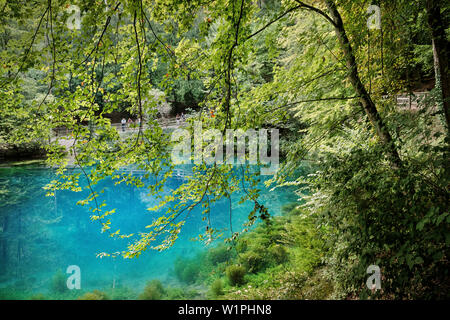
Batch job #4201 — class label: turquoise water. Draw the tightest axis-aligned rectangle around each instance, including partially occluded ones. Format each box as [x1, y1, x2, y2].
[0, 165, 296, 297]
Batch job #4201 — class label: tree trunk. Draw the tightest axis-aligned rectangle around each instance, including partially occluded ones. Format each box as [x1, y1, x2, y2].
[425, 0, 450, 131]
[325, 0, 402, 168]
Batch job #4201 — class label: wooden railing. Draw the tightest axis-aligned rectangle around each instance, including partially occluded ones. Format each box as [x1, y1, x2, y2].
[383, 92, 430, 110]
[52, 118, 184, 138]
[114, 167, 191, 179]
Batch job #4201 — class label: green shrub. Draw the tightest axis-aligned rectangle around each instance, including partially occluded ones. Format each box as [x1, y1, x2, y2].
[207, 245, 231, 265]
[281, 203, 298, 215]
[165, 287, 186, 300]
[309, 144, 450, 299]
[268, 244, 289, 264]
[51, 270, 67, 294]
[174, 257, 199, 284]
[235, 239, 248, 253]
[240, 251, 265, 273]
[165, 287, 198, 300]
[299, 268, 334, 300]
[139, 280, 165, 300]
[174, 257, 184, 279]
[78, 290, 109, 300]
[109, 286, 136, 300]
[210, 279, 224, 297]
[182, 263, 199, 284]
[225, 265, 246, 286]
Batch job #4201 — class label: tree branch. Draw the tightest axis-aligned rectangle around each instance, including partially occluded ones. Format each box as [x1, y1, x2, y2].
[293, 0, 337, 28]
[246, 4, 303, 40]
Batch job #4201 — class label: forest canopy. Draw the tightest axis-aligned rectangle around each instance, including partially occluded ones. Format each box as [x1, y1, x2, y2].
[0, 0, 449, 299]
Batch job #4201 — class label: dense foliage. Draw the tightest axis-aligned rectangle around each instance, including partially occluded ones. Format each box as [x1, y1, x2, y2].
[1, 0, 449, 299]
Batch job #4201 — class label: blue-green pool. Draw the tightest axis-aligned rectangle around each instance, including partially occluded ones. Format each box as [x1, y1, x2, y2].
[0, 165, 297, 297]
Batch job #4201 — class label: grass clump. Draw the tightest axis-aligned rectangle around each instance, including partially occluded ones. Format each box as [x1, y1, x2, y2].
[78, 290, 109, 300]
[139, 280, 165, 300]
[51, 270, 68, 294]
[225, 265, 246, 286]
[207, 245, 232, 265]
[210, 279, 224, 297]
[174, 257, 200, 284]
[239, 250, 265, 273]
[165, 286, 198, 300]
[268, 244, 289, 264]
[108, 286, 137, 300]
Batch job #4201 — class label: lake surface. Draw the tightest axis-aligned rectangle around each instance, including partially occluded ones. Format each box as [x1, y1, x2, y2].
[0, 165, 297, 298]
